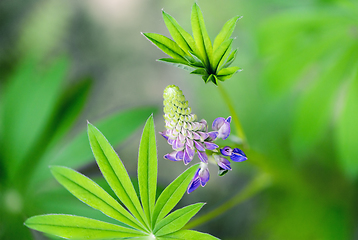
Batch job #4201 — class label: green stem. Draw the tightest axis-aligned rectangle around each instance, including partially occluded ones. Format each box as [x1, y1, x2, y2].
[184, 173, 270, 229]
[217, 82, 248, 147]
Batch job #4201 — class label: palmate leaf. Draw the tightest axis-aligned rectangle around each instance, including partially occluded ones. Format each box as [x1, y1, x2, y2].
[143, 3, 241, 85]
[88, 123, 149, 230]
[25, 215, 145, 239]
[26, 115, 215, 239]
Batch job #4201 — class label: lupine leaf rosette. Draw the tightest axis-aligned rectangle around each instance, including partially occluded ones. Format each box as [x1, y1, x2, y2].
[25, 116, 219, 239]
[143, 3, 242, 85]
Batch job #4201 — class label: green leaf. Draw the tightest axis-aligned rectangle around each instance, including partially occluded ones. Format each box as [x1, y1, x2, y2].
[190, 69, 207, 75]
[213, 16, 241, 52]
[2, 56, 67, 178]
[162, 10, 196, 54]
[143, 33, 187, 61]
[154, 203, 205, 236]
[158, 230, 219, 240]
[157, 58, 194, 72]
[217, 66, 241, 76]
[337, 70, 358, 179]
[50, 166, 146, 232]
[151, 164, 199, 226]
[191, 3, 213, 69]
[88, 123, 149, 230]
[30, 107, 156, 190]
[138, 115, 157, 224]
[25, 214, 146, 239]
[212, 39, 233, 72]
[223, 49, 238, 69]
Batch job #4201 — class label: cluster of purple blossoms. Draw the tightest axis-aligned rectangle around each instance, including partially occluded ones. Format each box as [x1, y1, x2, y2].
[160, 85, 247, 193]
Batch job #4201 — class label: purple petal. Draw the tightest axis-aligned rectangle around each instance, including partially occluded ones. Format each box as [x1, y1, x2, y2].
[212, 117, 225, 131]
[218, 158, 231, 170]
[159, 131, 169, 140]
[186, 144, 195, 158]
[198, 131, 209, 141]
[178, 133, 185, 142]
[186, 138, 194, 149]
[199, 119, 208, 131]
[192, 132, 201, 140]
[218, 121, 230, 140]
[164, 151, 181, 161]
[194, 141, 205, 152]
[175, 150, 184, 160]
[183, 148, 193, 165]
[230, 148, 248, 162]
[167, 138, 174, 145]
[199, 168, 210, 186]
[226, 116, 232, 124]
[197, 151, 208, 163]
[220, 146, 233, 157]
[207, 131, 218, 141]
[204, 142, 219, 150]
[187, 177, 201, 194]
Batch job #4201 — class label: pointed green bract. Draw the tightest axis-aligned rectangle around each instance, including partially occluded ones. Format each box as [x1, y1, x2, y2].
[212, 39, 233, 72]
[190, 68, 208, 75]
[213, 15, 241, 52]
[157, 58, 194, 71]
[50, 166, 146, 232]
[138, 115, 157, 223]
[25, 214, 145, 239]
[223, 49, 238, 69]
[143, 33, 187, 61]
[88, 123, 149, 230]
[152, 164, 199, 226]
[217, 66, 241, 77]
[162, 10, 196, 54]
[191, 3, 213, 70]
[154, 203, 205, 236]
[158, 230, 219, 240]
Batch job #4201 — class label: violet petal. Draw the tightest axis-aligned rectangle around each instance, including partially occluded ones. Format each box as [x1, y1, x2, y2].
[197, 151, 208, 163]
[230, 148, 248, 162]
[212, 117, 225, 131]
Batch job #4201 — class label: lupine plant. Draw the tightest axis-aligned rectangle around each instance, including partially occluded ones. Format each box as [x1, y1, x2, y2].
[25, 116, 219, 239]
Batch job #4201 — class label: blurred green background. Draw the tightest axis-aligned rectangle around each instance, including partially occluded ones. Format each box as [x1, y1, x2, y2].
[0, 0, 357, 239]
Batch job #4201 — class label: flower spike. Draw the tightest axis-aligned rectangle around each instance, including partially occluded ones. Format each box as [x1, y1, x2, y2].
[161, 85, 246, 193]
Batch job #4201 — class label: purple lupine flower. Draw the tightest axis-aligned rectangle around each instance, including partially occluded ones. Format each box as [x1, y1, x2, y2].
[161, 85, 247, 193]
[161, 85, 229, 166]
[187, 163, 210, 194]
[220, 146, 247, 162]
[212, 116, 231, 140]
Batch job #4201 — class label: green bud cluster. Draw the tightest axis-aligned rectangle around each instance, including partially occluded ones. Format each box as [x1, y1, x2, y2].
[163, 85, 197, 130]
